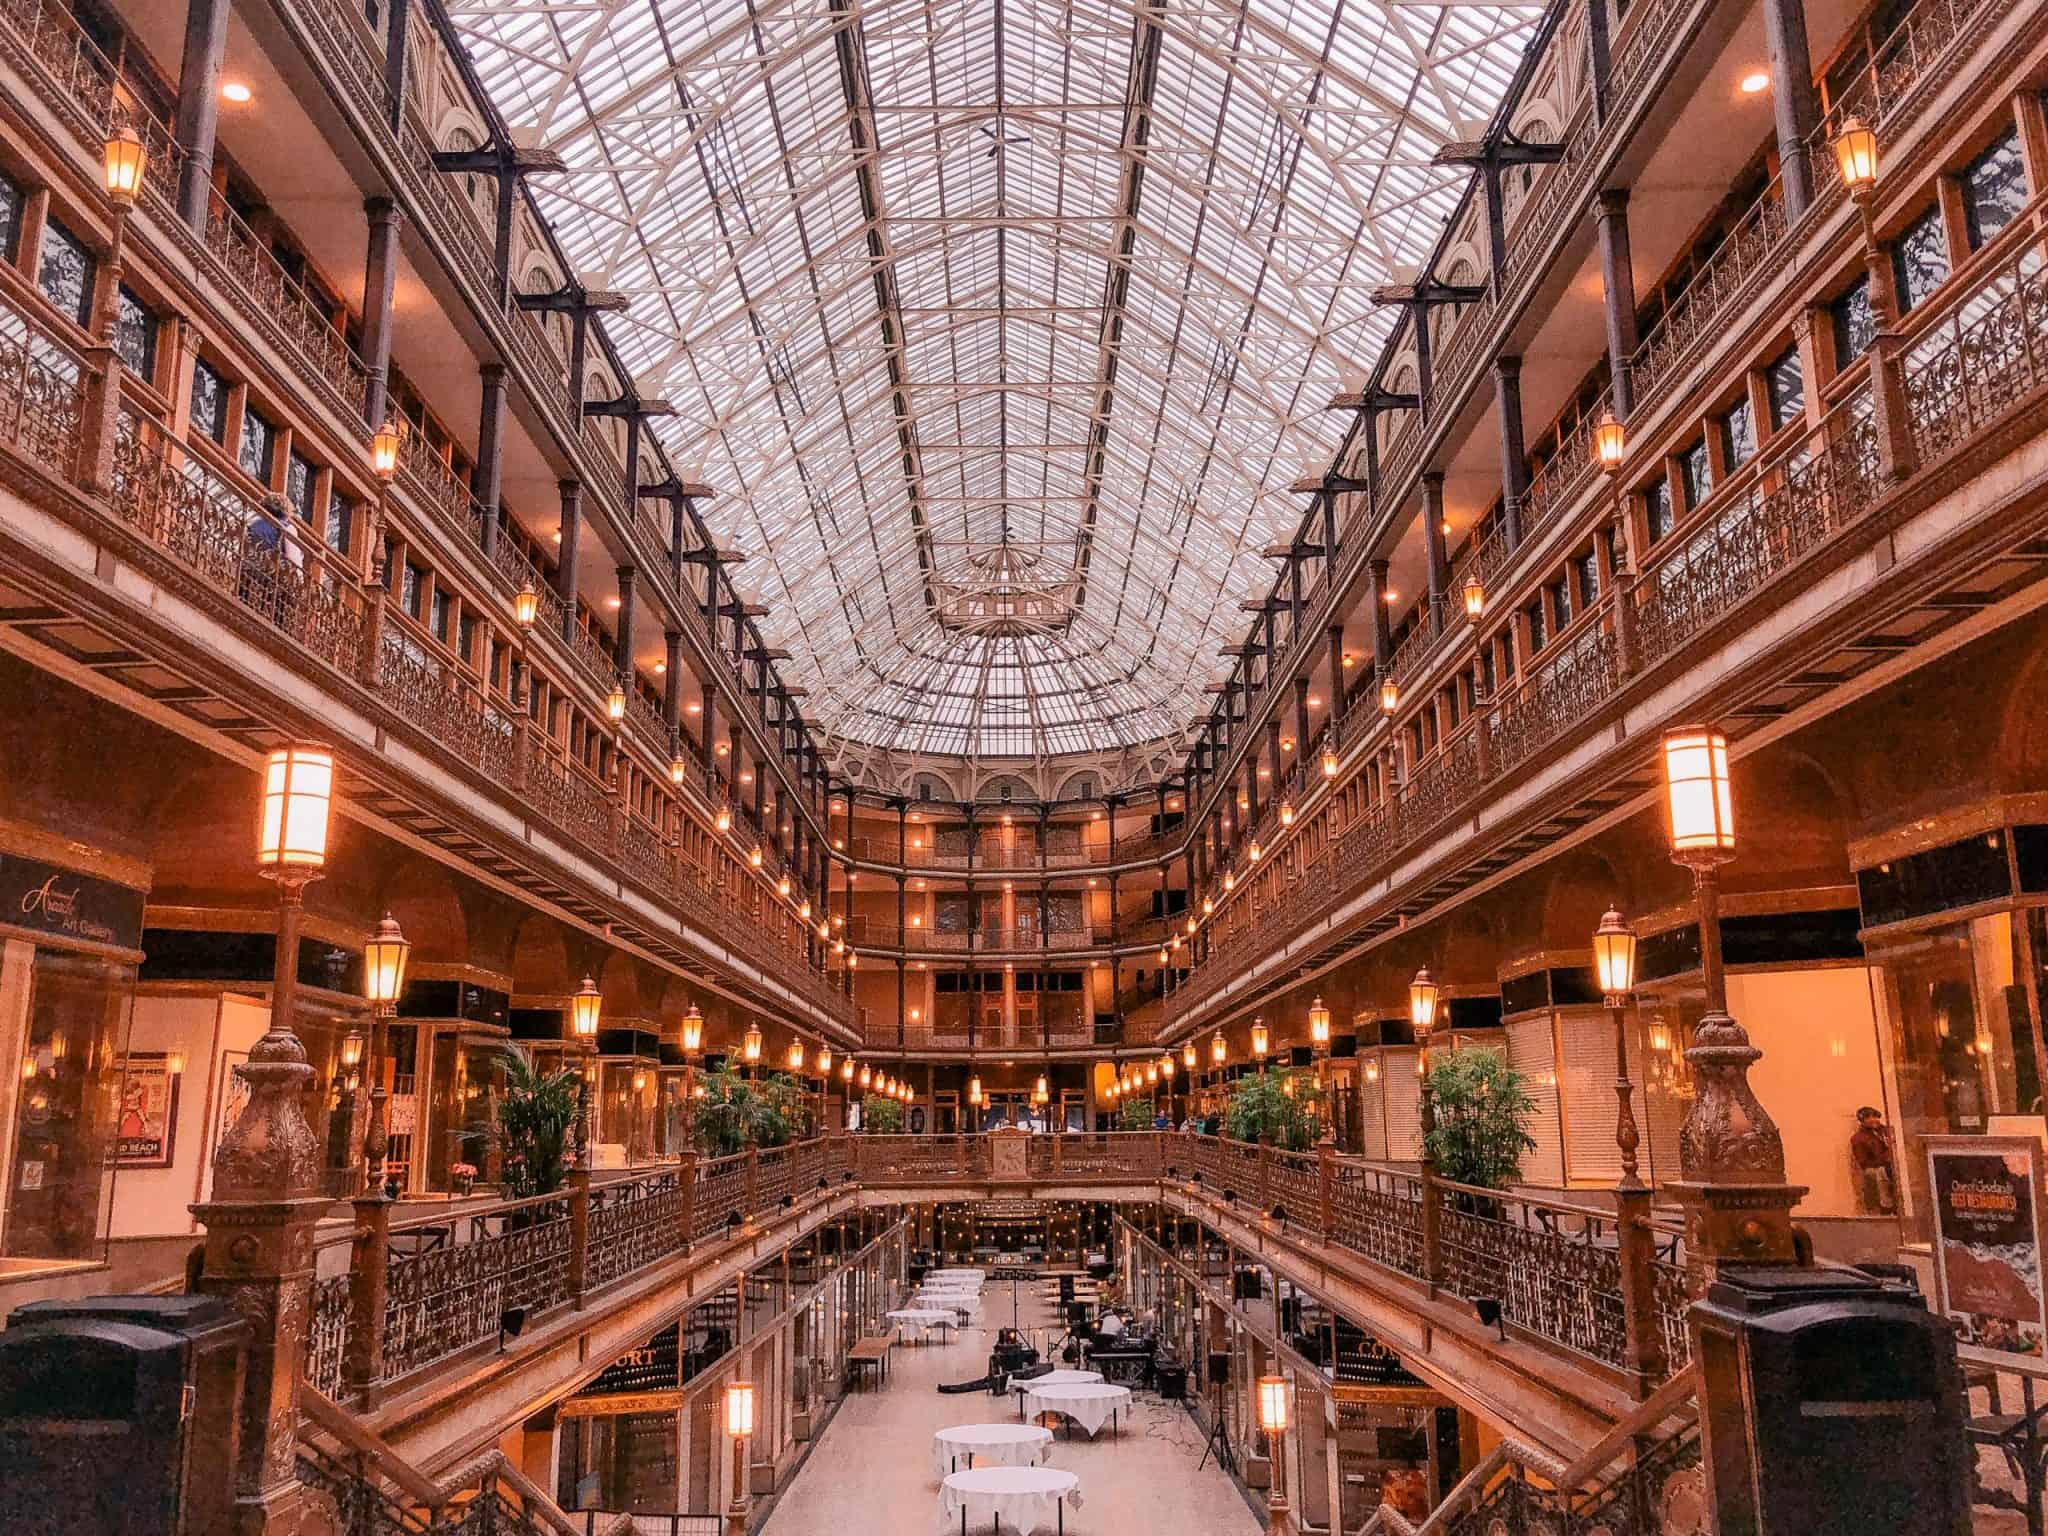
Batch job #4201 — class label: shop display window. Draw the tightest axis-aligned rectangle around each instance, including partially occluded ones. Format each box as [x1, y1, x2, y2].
[4, 951, 135, 1266]
[1878, 912, 2041, 1241]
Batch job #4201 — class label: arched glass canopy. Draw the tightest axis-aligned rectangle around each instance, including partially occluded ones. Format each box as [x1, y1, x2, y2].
[451, 0, 1542, 757]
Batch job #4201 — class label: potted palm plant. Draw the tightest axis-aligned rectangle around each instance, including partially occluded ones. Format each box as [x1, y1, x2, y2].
[1422, 1051, 1536, 1207]
[492, 1049, 579, 1200]
[1223, 1068, 1325, 1150]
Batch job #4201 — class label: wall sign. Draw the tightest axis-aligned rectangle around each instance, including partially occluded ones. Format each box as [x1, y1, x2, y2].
[1928, 1135, 2047, 1358]
[0, 852, 146, 951]
[114, 1052, 181, 1167]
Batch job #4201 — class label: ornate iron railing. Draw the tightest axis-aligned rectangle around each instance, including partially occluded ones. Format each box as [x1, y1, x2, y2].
[112, 412, 370, 678]
[1360, 1369, 1702, 1536]
[297, 1387, 636, 1536]
[586, 1167, 686, 1291]
[378, 1192, 574, 1380]
[1434, 1181, 1630, 1371]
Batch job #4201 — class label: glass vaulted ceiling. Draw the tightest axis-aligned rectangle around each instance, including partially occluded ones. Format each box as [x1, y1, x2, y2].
[451, 0, 1542, 759]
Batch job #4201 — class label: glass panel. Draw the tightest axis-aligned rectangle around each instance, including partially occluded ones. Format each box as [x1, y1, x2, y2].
[1963, 130, 2026, 248]
[0, 173, 21, 261]
[325, 491, 353, 555]
[1766, 347, 1805, 431]
[36, 218, 95, 328]
[1642, 476, 1674, 543]
[1679, 439, 1712, 509]
[1890, 204, 1950, 314]
[1832, 276, 1875, 365]
[1719, 395, 1756, 470]
[238, 407, 276, 484]
[190, 359, 228, 443]
[1879, 916, 2032, 1242]
[113, 288, 156, 380]
[4, 951, 135, 1265]
[447, 0, 1545, 757]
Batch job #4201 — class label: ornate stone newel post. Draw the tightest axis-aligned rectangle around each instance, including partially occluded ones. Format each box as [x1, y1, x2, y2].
[192, 745, 337, 1535]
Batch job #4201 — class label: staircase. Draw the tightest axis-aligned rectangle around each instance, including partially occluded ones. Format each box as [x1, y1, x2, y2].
[294, 1386, 639, 1536]
[1356, 1368, 1702, 1536]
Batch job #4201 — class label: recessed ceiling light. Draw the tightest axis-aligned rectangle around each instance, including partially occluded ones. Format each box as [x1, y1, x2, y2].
[605, 596, 620, 608]
[1382, 588, 1398, 602]
[222, 81, 252, 104]
[1740, 71, 1770, 94]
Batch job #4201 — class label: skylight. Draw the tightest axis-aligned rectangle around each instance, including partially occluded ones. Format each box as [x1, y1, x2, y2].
[451, 0, 1542, 758]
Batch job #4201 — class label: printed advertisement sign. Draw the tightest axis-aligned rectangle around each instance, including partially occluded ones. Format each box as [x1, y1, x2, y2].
[1929, 1135, 2047, 1357]
[114, 1052, 181, 1167]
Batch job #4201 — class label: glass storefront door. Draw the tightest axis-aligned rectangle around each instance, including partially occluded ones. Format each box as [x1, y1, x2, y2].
[3, 948, 136, 1266]
[1877, 911, 2043, 1240]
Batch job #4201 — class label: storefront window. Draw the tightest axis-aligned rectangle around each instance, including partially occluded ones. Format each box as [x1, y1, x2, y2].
[5, 951, 135, 1265]
[598, 1062, 655, 1164]
[1879, 913, 2040, 1239]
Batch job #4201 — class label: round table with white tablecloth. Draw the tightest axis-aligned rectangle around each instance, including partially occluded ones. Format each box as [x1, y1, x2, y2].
[887, 1307, 960, 1342]
[1018, 1380, 1131, 1439]
[1008, 1369, 1101, 1418]
[931, 1422, 1054, 1479]
[938, 1466, 1082, 1536]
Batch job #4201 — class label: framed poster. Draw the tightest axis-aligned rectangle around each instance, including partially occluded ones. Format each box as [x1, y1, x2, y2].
[114, 1052, 181, 1167]
[1928, 1134, 2047, 1357]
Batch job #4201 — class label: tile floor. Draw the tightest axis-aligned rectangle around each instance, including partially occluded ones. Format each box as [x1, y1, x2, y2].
[764, 1282, 1263, 1536]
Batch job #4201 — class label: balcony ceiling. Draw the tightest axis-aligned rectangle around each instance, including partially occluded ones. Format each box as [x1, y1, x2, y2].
[451, 0, 1541, 759]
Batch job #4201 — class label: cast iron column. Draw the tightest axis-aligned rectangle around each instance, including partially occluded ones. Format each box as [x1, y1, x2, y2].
[359, 199, 403, 430]
[1595, 191, 1640, 419]
[173, 0, 230, 232]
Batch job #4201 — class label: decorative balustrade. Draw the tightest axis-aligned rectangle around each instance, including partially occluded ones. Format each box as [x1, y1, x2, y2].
[202, 197, 369, 415]
[0, 276, 83, 472]
[1330, 1159, 1427, 1278]
[113, 411, 371, 679]
[379, 1192, 574, 1381]
[1630, 184, 1789, 411]
[306, 1272, 353, 1400]
[292, 1126, 1702, 1421]
[585, 1167, 686, 1290]
[1516, 395, 1608, 540]
[1177, 174, 2033, 1024]
[692, 1149, 748, 1242]
[1434, 1181, 1630, 1371]
[297, 1387, 637, 1536]
[397, 429, 486, 545]
[0, 0, 182, 212]
[525, 745, 613, 848]
[1359, 1370, 1701, 1536]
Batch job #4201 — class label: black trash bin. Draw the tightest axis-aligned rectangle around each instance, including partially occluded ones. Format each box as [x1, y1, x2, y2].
[0, 1294, 248, 1536]
[1691, 1265, 1969, 1536]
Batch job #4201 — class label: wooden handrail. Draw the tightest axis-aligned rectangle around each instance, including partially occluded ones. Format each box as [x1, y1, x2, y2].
[299, 1385, 637, 1536]
[1557, 1363, 1701, 1489]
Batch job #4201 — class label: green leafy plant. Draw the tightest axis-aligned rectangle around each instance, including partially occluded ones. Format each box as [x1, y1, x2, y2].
[492, 1050, 579, 1198]
[860, 1093, 904, 1134]
[1422, 1051, 1536, 1190]
[1115, 1095, 1156, 1132]
[1222, 1069, 1325, 1151]
[693, 1066, 802, 1156]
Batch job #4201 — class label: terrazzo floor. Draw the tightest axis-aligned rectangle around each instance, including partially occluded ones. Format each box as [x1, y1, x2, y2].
[763, 1283, 1263, 1536]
